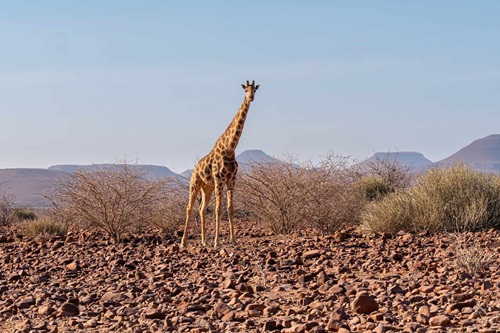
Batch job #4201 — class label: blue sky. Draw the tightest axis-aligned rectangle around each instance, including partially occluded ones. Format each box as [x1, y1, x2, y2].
[1, 1, 499, 172]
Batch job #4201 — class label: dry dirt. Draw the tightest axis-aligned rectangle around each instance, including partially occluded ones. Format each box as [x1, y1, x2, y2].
[1, 223, 499, 333]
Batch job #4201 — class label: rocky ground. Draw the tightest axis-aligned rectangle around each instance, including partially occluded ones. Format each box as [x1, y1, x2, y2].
[1, 222, 500, 333]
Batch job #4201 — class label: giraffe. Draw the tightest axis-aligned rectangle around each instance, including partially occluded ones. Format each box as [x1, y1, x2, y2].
[181, 80, 260, 247]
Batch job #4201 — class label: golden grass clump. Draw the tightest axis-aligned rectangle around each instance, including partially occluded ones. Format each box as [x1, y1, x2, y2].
[21, 217, 68, 238]
[362, 164, 500, 233]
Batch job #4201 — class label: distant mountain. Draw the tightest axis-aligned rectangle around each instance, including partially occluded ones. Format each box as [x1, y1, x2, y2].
[432, 134, 500, 173]
[236, 149, 282, 168]
[0, 168, 67, 207]
[357, 152, 433, 171]
[48, 164, 178, 180]
[5, 137, 500, 208]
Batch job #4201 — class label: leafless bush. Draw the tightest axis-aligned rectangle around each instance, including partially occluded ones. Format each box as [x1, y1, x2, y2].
[150, 182, 188, 238]
[44, 163, 169, 243]
[0, 187, 16, 226]
[238, 153, 362, 234]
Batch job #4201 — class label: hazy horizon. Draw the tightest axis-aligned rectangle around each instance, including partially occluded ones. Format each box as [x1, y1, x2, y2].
[2, 1, 500, 172]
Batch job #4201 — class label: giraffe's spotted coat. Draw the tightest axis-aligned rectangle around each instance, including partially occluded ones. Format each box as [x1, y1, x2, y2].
[181, 80, 260, 247]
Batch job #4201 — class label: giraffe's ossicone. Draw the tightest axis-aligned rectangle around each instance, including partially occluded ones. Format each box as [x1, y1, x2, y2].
[181, 80, 260, 247]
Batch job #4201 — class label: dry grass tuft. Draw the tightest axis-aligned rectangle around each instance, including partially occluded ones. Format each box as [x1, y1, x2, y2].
[21, 217, 68, 239]
[362, 164, 500, 233]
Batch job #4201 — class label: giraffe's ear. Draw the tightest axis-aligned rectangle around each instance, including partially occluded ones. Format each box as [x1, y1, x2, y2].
[255, 85, 260, 90]
[241, 84, 246, 89]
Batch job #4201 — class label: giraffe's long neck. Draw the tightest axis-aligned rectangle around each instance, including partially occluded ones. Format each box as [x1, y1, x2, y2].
[215, 97, 251, 153]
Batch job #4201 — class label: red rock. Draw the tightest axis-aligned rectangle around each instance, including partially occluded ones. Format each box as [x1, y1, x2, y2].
[214, 301, 231, 316]
[66, 261, 79, 271]
[329, 284, 346, 294]
[445, 300, 477, 314]
[38, 305, 55, 316]
[429, 315, 451, 327]
[351, 295, 379, 314]
[100, 292, 126, 303]
[263, 320, 277, 331]
[389, 285, 405, 294]
[17, 297, 35, 309]
[418, 305, 430, 317]
[59, 302, 79, 316]
[221, 311, 235, 322]
[303, 250, 321, 259]
[143, 308, 165, 319]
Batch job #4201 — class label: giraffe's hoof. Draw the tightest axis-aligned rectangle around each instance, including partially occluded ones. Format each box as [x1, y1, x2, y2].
[180, 240, 186, 248]
[213, 240, 219, 247]
[201, 241, 207, 247]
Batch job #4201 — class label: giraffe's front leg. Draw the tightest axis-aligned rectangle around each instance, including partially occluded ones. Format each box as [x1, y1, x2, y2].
[199, 187, 213, 247]
[181, 181, 201, 248]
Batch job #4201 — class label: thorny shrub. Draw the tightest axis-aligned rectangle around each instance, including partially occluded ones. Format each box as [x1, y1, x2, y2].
[0, 188, 16, 226]
[237, 154, 362, 234]
[150, 183, 188, 238]
[44, 163, 169, 243]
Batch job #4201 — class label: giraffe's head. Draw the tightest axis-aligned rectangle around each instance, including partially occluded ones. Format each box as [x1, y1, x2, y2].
[241, 80, 259, 102]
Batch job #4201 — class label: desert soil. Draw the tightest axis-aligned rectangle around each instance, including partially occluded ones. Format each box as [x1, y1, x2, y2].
[0, 223, 499, 333]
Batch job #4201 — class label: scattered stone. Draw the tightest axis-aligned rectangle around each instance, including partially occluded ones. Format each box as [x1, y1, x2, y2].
[101, 292, 126, 303]
[429, 315, 451, 327]
[351, 294, 379, 314]
[143, 308, 165, 320]
[303, 250, 322, 259]
[59, 302, 80, 316]
[1, 221, 499, 333]
[66, 261, 79, 271]
[17, 296, 36, 309]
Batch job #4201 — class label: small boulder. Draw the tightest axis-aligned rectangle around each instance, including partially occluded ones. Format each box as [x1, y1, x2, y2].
[351, 294, 379, 314]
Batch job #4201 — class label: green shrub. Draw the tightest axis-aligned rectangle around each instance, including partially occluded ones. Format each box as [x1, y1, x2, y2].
[355, 175, 395, 201]
[21, 217, 68, 238]
[13, 209, 37, 222]
[361, 164, 500, 233]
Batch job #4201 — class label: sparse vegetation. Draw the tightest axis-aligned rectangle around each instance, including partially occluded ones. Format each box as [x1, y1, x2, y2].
[238, 154, 362, 234]
[13, 208, 37, 222]
[44, 162, 169, 243]
[0, 188, 16, 225]
[353, 152, 413, 201]
[456, 245, 496, 275]
[355, 175, 395, 201]
[453, 236, 496, 275]
[150, 185, 187, 238]
[21, 217, 68, 238]
[362, 164, 500, 233]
